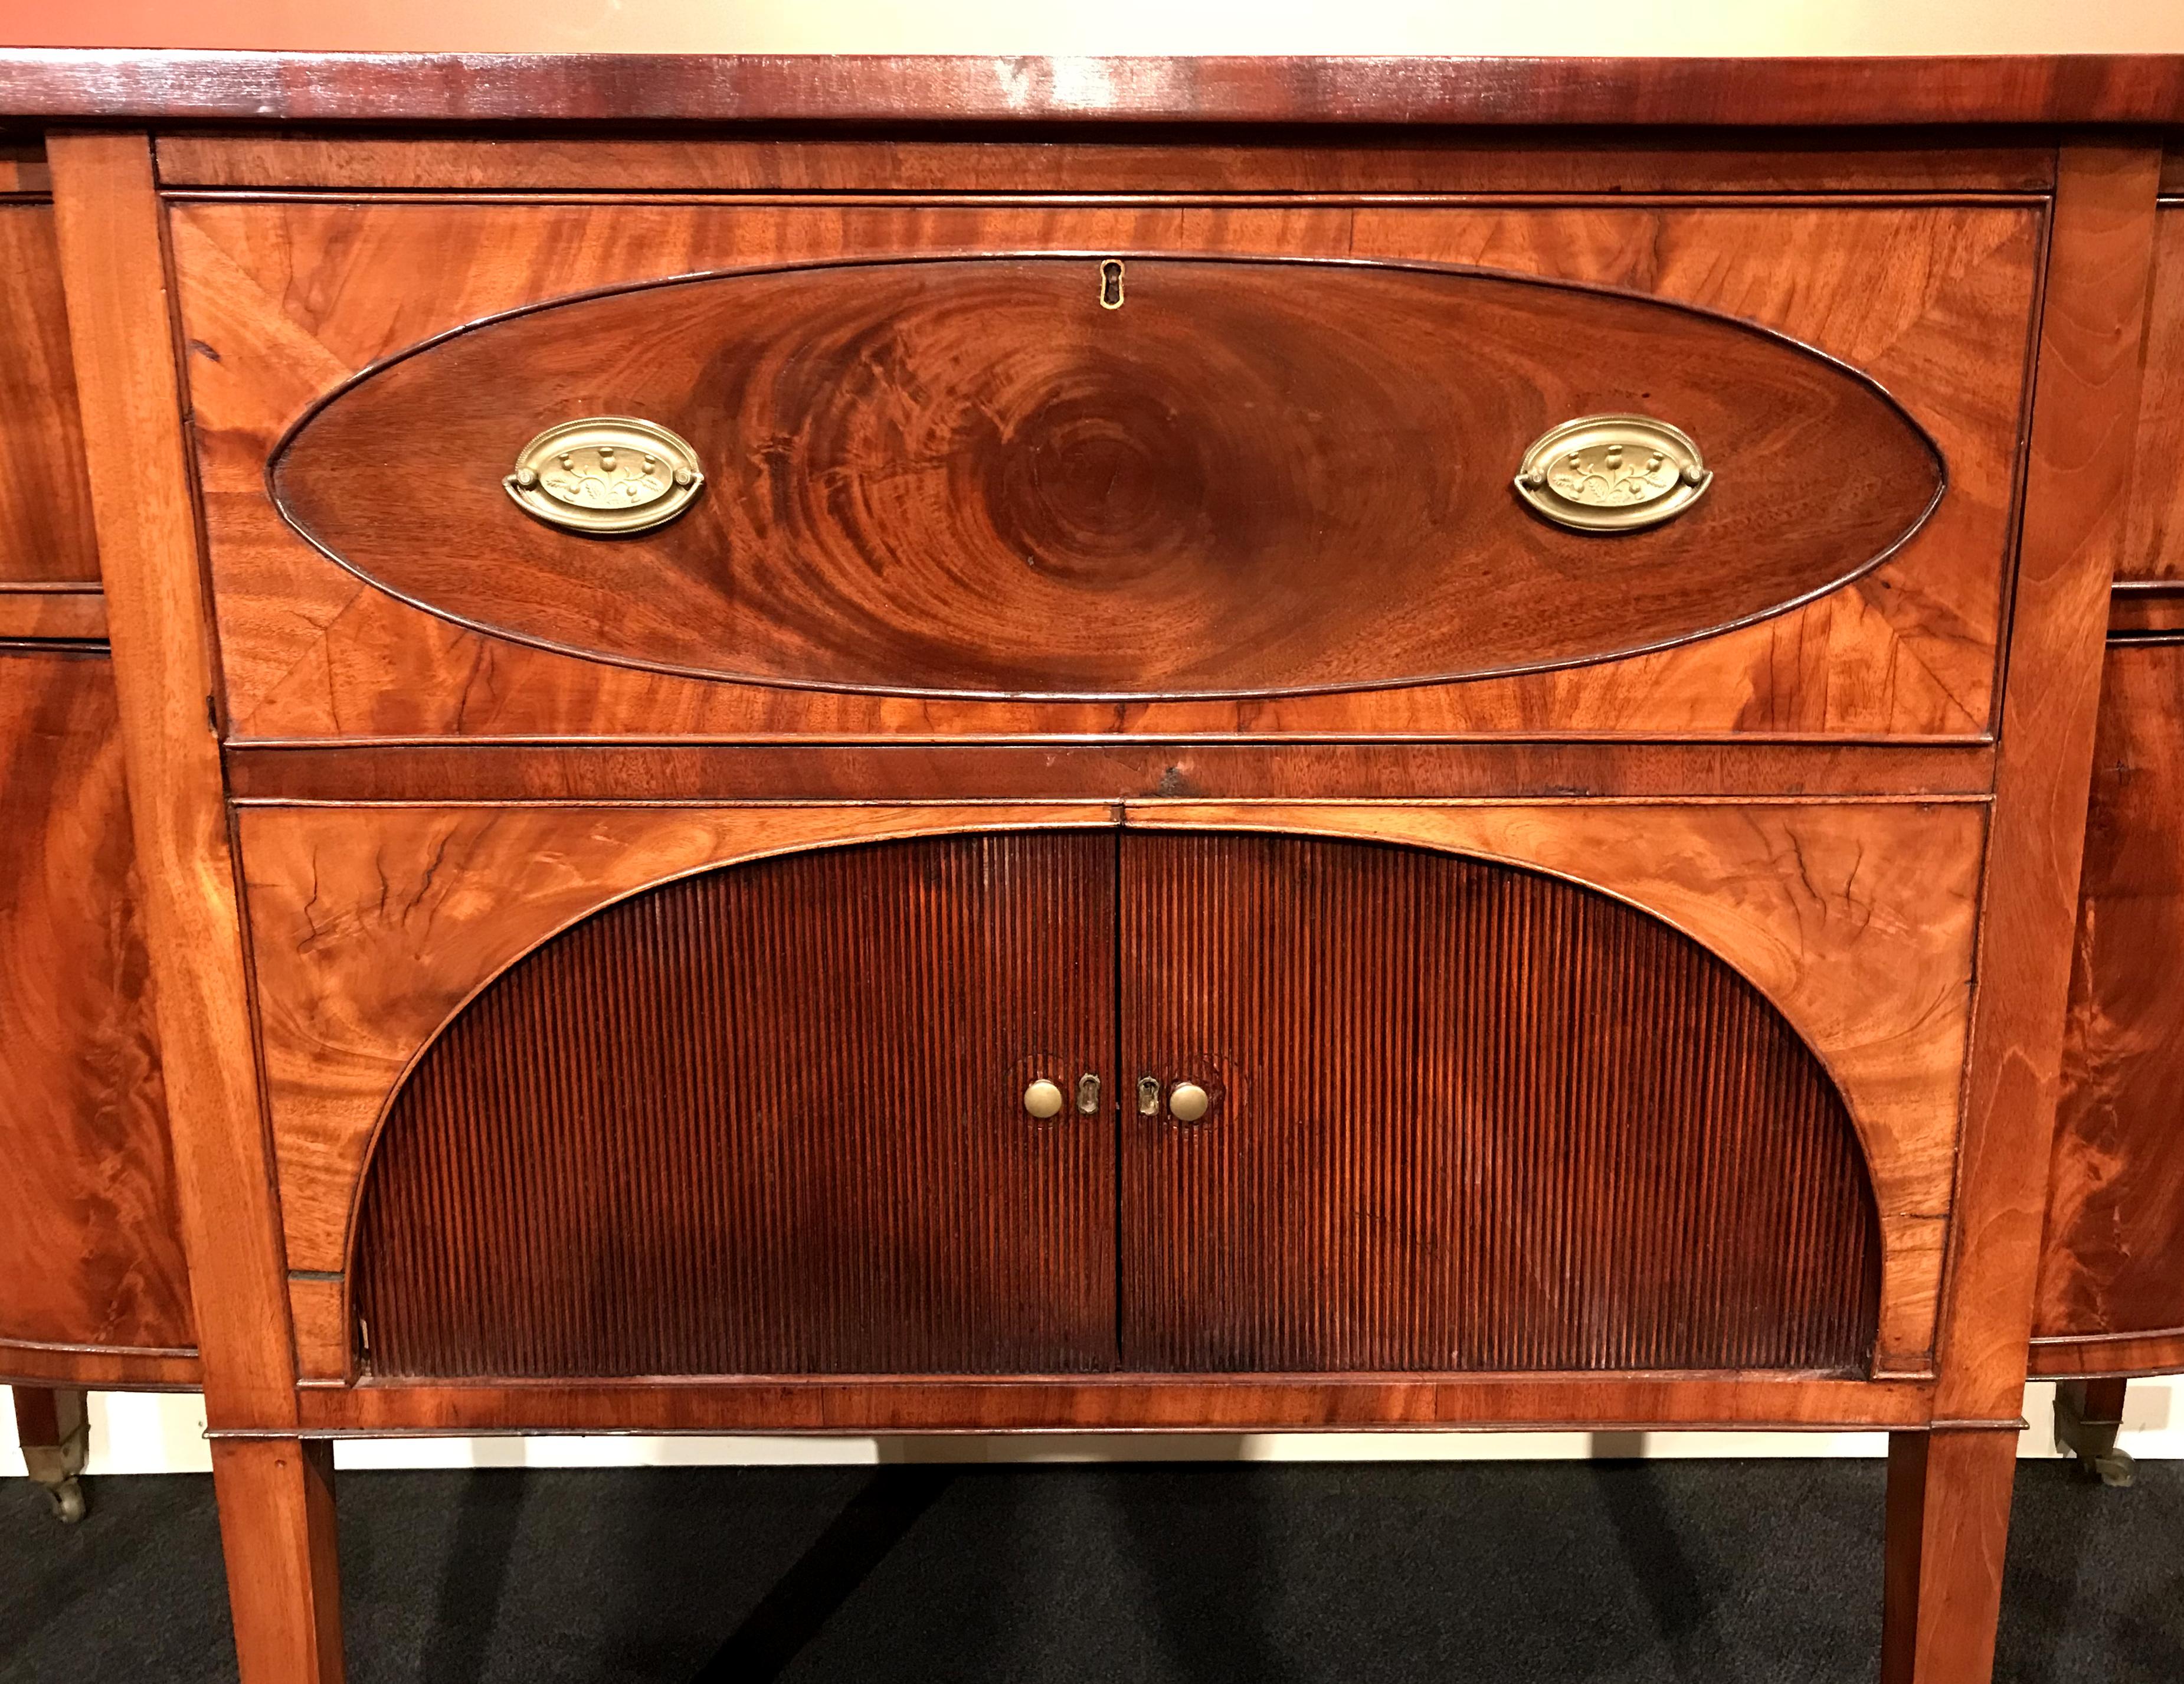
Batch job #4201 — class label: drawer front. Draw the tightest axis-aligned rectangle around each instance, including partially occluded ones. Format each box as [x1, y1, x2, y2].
[237, 799, 1976, 1383]
[2120, 203, 2184, 584]
[0, 201, 99, 586]
[2035, 640, 2184, 1374]
[176, 198, 2038, 742]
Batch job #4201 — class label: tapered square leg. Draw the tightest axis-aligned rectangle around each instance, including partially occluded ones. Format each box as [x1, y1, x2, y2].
[12, 1387, 89, 1523]
[210, 1438, 345, 1684]
[1882, 1429, 2019, 1684]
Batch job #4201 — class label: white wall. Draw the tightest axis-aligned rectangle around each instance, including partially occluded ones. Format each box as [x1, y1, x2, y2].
[5, 1379, 2177, 1475]
[14, 0, 2184, 55]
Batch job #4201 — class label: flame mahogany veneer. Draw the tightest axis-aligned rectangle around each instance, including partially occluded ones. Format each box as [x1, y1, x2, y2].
[2, 53, 2180, 1684]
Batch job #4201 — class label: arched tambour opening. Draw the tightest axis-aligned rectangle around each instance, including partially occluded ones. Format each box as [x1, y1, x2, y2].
[351, 830, 1881, 1381]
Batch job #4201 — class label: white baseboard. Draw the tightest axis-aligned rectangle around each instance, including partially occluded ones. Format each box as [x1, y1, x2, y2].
[4, 1379, 2177, 1476]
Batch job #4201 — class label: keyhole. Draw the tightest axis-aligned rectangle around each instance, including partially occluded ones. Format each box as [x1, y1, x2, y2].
[1099, 259, 1125, 310]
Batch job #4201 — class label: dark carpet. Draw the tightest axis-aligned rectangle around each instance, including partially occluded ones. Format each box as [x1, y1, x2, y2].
[2, 1456, 2179, 1682]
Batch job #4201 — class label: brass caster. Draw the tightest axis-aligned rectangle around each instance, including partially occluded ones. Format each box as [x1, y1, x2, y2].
[2053, 1382, 2132, 1488]
[41, 1475, 87, 1524]
[20, 1393, 91, 1525]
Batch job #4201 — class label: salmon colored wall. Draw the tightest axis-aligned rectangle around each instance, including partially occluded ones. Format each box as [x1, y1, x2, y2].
[8, 0, 2184, 55]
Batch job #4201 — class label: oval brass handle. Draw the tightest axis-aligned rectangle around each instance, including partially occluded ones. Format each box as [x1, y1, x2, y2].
[505, 416, 706, 535]
[1514, 414, 1711, 533]
[1022, 1078, 1065, 1120]
[1167, 1081, 1211, 1124]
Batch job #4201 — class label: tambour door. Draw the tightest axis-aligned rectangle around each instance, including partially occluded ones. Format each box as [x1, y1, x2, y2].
[347, 829, 1119, 1379]
[1116, 828, 1890, 1376]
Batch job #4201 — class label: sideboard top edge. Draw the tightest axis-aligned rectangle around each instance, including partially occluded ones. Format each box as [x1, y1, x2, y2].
[4, 51, 2183, 128]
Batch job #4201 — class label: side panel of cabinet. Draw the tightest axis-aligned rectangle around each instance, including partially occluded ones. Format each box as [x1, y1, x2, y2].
[1116, 828, 1885, 1375]
[0, 649, 194, 1367]
[0, 201, 99, 584]
[2033, 640, 2184, 1375]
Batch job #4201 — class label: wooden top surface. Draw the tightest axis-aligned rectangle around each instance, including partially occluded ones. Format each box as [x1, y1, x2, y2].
[1, 51, 2182, 127]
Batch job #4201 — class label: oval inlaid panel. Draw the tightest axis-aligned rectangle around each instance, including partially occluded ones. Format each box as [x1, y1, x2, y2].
[273, 256, 1945, 699]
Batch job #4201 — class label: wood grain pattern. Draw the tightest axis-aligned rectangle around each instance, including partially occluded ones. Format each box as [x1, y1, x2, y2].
[2106, 589, 2184, 637]
[0, 1340, 199, 1389]
[239, 799, 1979, 1373]
[0, 650, 193, 1358]
[1934, 146, 2165, 1428]
[46, 132, 299, 1424]
[0, 201, 98, 583]
[153, 131, 2059, 195]
[5, 51, 2184, 126]
[1881, 1429, 2021, 1684]
[2029, 1326, 2184, 1379]
[287, 1276, 348, 1386]
[280, 1372, 1948, 1436]
[0, 142, 53, 193]
[2119, 207, 2184, 583]
[2034, 642, 2184, 1359]
[272, 254, 1940, 702]
[175, 198, 2036, 742]
[208, 1438, 343, 1684]
[1133, 801, 1980, 1374]
[225, 739, 1999, 805]
[0, 586, 107, 640]
[354, 831, 1116, 1380]
[1118, 830, 1880, 1374]
[238, 802, 1114, 1273]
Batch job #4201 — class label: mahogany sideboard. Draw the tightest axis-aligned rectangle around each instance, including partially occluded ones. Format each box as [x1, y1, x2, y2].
[2, 51, 2183, 1684]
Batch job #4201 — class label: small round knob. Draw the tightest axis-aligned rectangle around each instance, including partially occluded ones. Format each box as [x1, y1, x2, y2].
[1167, 1081, 1211, 1124]
[1022, 1079, 1065, 1120]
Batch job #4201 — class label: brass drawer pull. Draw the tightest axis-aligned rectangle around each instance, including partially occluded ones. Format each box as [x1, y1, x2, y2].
[504, 416, 705, 535]
[1515, 414, 1711, 533]
[1022, 1078, 1065, 1120]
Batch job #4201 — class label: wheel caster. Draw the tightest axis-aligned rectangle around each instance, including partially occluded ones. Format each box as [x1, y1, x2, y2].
[17, 1388, 91, 1525]
[40, 1475, 87, 1524]
[2054, 1380, 2133, 1489]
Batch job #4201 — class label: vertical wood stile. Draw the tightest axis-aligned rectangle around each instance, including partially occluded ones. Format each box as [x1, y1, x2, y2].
[44, 132, 299, 1423]
[1884, 143, 2166, 1684]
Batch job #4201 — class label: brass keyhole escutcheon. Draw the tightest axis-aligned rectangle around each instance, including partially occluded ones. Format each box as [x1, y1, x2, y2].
[1023, 1079, 1065, 1120]
[1099, 259, 1125, 310]
[1167, 1081, 1211, 1124]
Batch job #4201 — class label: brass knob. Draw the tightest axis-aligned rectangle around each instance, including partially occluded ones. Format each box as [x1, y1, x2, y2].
[1023, 1079, 1065, 1120]
[1167, 1081, 1211, 1124]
